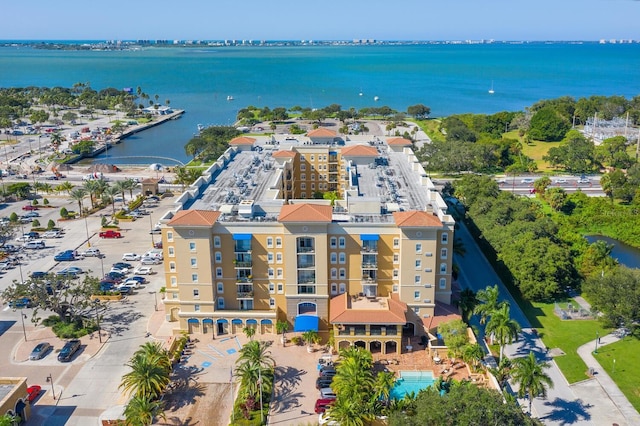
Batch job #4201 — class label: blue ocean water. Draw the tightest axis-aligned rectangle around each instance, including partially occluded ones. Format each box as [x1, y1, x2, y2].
[1, 43, 639, 164]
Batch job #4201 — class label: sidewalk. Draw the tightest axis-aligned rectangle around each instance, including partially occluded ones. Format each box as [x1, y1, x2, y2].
[576, 332, 640, 425]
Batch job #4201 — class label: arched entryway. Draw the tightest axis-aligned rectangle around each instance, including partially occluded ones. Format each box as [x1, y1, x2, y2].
[217, 319, 229, 335]
[246, 319, 258, 333]
[202, 318, 214, 335]
[369, 340, 382, 354]
[402, 322, 416, 337]
[338, 340, 351, 351]
[15, 400, 27, 423]
[231, 319, 243, 334]
[187, 318, 200, 334]
[354, 340, 366, 350]
[260, 319, 273, 334]
[170, 307, 180, 322]
[385, 341, 398, 354]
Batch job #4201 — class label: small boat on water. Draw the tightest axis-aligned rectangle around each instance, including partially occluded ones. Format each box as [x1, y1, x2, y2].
[488, 81, 495, 94]
[197, 124, 205, 132]
[227, 95, 234, 101]
[374, 96, 379, 101]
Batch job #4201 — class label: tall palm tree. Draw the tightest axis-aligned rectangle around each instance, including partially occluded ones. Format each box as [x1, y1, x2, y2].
[511, 351, 553, 415]
[455, 288, 477, 323]
[102, 185, 120, 216]
[473, 284, 507, 325]
[332, 356, 375, 402]
[242, 325, 256, 341]
[119, 355, 171, 400]
[50, 132, 63, 151]
[123, 395, 166, 426]
[485, 304, 521, 362]
[326, 396, 373, 426]
[113, 180, 128, 205]
[68, 187, 88, 213]
[123, 178, 139, 200]
[372, 370, 396, 407]
[133, 342, 172, 375]
[237, 340, 274, 369]
[82, 179, 100, 209]
[462, 343, 485, 371]
[56, 181, 74, 195]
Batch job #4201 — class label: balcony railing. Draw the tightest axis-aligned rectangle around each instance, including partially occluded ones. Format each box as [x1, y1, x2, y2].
[236, 291, 254, 299]
[361, 246, 378, 254]
[234, 261, 252, 268]
[296, 246, 315, 253]
[298, 285, 316, 294]
[361, 262, 378, 269]
[236, 277, 253, 283]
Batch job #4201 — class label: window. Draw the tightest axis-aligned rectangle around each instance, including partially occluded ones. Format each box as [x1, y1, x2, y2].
[393, 254, 399, 263]
[310, 155, 314, 161]
[415, 243, 422, 254]
[276, 268, 283, 278]
[192, 273, 198, 283]
[301, 183, 306, 190]
[215, 252, 222, 263]
[194, 304, 200, 312]
[413, 307, 420, 314]
[441, 248, 448, 259]
[269, 283, 275, 294]
[216, 267, 223, 278]
[267, 253, 274, 263]
[339, 268, 346, 279]
[217, 282, 223, 293]
[193, 289, 200, 298]
[393, 238, 400, 248]
[392, 284, 399, 293]
[440, 263, 447, 274]
[339, 253, 346, 264]
[311, 174, 315, 181]
[214, 236, 221, 248]
[172, 292, 178, 299]
[439, 278, 447, 289]
[414, 291, 420, 300]
[276, 253, 282, 263]
[169, 262, 176, 272]
[190, 258, 197, 267]
[331, 283, 337, 295]
[269, 298, 276, 308]
[300, 164, 306, 171]
[167, 232, 174, 242]
[301, 193, 307, 198]
[168, 247, 175, 257]
[170, 277, 177, 287]
[338, 237, 346, 249]
[189, 242, 196, 252]
[330, 237, 337, 249]
[330, 253, 337, 264]
[441, 233, 448, 244]
[301, 173, 306, 180]
[415, 275, 421, 284]
[331, 268, 338, 279]
[268, 268, 274, 278]
[267, 237, 273, 248]
[393, 269, 399, 278]
[311, 183, 315, 190]
[217, 298, 225, 309]
[339, 283, 346, 294]
[276, 237, 282, 248]
[277, 283, 284, 294]
[415, 259, 421, 269]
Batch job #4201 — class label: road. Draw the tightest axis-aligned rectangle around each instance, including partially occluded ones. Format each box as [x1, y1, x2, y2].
[453, 208, 628, 425]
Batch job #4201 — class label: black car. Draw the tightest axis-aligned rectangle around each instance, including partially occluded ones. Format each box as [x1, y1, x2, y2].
[319, 367, 337, 377]
[57, 339, 81, 362]
[104, 271, 126, 280]
[316, 376, 334, 390]
[30, 271, 48, 279]
[112, 262, 133, 270]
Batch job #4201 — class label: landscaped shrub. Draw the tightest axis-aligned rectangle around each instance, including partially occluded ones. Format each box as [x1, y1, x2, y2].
[60, 207, 69, 219]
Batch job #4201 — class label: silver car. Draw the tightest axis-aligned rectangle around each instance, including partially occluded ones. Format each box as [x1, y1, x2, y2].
[30, 342, 52, 360]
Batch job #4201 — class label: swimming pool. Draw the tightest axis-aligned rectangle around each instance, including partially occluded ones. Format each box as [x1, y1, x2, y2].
[390, 371, 435, 400]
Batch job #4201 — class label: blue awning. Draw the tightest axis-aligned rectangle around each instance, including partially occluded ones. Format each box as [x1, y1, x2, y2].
[260, 319, 273, 325]
[187, 318, 199, 324]
[360, 234, 379, 241]
[217, 319, 228, 324]
[246, 319, 258, 325]
[231, 319, 243, 324]
[294, 315, 319, 332]
[202, 318, 214, 324]
[233, 234, 252, 241]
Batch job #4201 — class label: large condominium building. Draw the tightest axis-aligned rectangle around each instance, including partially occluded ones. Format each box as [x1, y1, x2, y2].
[159, 129, 455, 354]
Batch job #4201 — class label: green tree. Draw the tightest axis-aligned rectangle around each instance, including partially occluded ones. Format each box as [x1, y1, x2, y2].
[437, 319, 469, 359]
[123, 395, 166, 426]
[485, 304, 521, 362]
[275, 320, 288, 345]
[69, 187, 88, 213]
[454, 288, 477, 323]
[242, 325, 256, 341]
[461, 343, 485, 371]
[528, 106, 571, 141]
[0, 413, 21, 426]
[120, 352, 171, 400]
[582, 265, 640, 328]
[510, 351, 554, 415]
[473, 285, 506, 325]
[407, 104, 431, 119]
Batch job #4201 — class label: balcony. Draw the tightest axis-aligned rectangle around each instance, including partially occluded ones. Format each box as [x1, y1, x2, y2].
[236, 276, 253, 284]
[236, 291, 254, 299]
[361, 244, 378, 254]
[296, 246, 315, 254]
[297, 285, 316, 294]
[362, 284, 377, 297]
[234, 261, 252, 268]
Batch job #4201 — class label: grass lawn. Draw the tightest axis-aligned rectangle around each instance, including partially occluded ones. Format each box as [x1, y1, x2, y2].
[518, 298, 606, 383]
[593, 337, 640, 411]
[520, 139, 562, 172]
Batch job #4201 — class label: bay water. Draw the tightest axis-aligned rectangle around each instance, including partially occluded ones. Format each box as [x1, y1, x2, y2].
[1, 43, 639, 164]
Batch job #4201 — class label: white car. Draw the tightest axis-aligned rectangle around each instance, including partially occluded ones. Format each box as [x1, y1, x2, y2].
[520, 178, 535, 184]
[42, 230, 62, 238]
[577, 177, 590, 184]
[110, 267, 129, 275]
[140, 256, 161, 265]
[554, 178, 568, 184]
[82, 248, 101, 257]
[122, 253, 141, 261]
[122, 279, 142, 289]
[134, 266, 154, 275]
[24, 240, 46, 250]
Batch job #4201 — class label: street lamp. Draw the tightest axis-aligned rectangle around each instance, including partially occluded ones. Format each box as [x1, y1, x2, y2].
[83, 214, 91, 248]
[99, 255, 105, 277]
[149, 291, 158, 311]
[46, 374, 56, 400]
[594, 330, 599, 354]
[14, 307, 27, 342]
[148, 214, 155, 247]
[94, 300, 102, 343]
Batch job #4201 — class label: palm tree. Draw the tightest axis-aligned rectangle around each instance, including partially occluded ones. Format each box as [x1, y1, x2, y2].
[455, 288, 477, 323]
[133, 342, 172, 375]
[82, 179, 100, 209]
[462, 343, 485, 371]
[473, 284, 507, 325]
[123, 395, 166, 426]
[102, 185, 120, 216]
[275, 320, 288, 345]
[113, 180, 128, 205]
[242, 325, 256, 341]
[56, 181, 74, 195]
[68, 187, 88, 213]
[238, 340, 274, 369]
[119, 354, 171, 400]
[123, 178, 139, 199]
[326, 397, 372, 426]
[372, 370, 396, 407]
[332, 356, 375, 402]
[302, 330, 320, 351]
[50, 132, 63, 151]
[511, 351, 553, 415]
[485, 304, 521, 362]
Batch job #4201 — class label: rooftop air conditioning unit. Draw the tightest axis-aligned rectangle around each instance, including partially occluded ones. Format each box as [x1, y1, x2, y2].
[424, 284, 432, 288]
[423, 299, 432, 303]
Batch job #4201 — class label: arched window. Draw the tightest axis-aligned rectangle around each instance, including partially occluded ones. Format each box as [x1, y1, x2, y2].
[298, 302, 317, 315]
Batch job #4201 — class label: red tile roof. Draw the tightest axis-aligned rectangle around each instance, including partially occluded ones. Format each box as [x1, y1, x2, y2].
[329, 293, 408, 324]
[229, 136, 256, 145]
[387, 137, 413, 146]
[168, 210, 220, 227]
[393, 211, 443, 227]
[307, 128, 337, 138]
[422, 302, 461, 331]
[278, 203, 333, 223]
[341, 145, 378, 157]
[272, 150, 297, 158]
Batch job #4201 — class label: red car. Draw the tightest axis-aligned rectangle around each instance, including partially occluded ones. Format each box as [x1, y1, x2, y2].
[27, 385, 41, 403]
[99, 230, 122, 238]
[314, 398, 335, 414]
[22, 205, 39, 211]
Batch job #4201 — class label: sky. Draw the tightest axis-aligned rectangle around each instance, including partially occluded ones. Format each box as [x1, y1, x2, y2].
[2, 0, 639, 41]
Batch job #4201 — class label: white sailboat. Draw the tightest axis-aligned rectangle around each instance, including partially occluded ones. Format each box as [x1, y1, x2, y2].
[488, 81, 495, 94]
[374, 96, 379, 101]
[227, 95, 234, 101]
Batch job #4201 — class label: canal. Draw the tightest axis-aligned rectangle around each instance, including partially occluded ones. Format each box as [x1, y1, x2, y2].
[585, 235, 640, 269]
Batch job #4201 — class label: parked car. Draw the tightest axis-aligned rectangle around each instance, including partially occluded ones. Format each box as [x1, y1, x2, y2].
[81, 248, 101, 257]
[3, 244, 20, 253]
[319, 367, 337, 378]
[104, 271, 126, 280]
[16, 235, 36, 243]
[57, 266, 83, 276]
[57, 339, 81, 362]
[9, 297, 33, 308]
[554, 178, 568, 184]
[127, 276, 148, 284]
[27, 385, 42, 402]
[113, 262, 133, 270]
[99, 281, 116, 292]
[99, 230, 122, 238]
[22, 211, 40, 218]
[42, 230, 62, 239]
[319, 387, 336, 399]
[520, 178, 535, 184]
[316, 377, 333, 390]
[29, 342, 52, 360]
[134, 266, 154, 275]
[54, 250, 76, 261]
[30, 271, 48, 279]
[149, 227, 162, 235]
[22, 204, 39, 211]
[110, 267, 129, 275]
[24, 240, 46, 250]
[116, 285, 133, 295]
[122, 279, 142, 289]
[121, 252, 141, 261]
[314, 398, 335, 414]
[140, 256, 161, 265]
